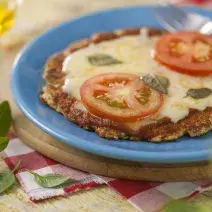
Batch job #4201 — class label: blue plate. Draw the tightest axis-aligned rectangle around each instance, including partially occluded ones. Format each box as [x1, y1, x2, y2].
[11, 6, 212, 163]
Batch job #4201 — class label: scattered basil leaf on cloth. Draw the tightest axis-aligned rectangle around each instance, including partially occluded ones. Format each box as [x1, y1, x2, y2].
[88, 54, 122, 66]
[0, 171, 15, 194]
[186, 88, 212, 99]
[163, 200, 199, 212]
[28, 170, 72, 188]
[0, 137, 9, 152]
[142, 74, 170, 94]
[0, 160, 21, 194]
[0, 101, 12, 137]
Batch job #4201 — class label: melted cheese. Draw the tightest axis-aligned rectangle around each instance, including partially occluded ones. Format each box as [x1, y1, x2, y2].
[62, 34, 212, 123]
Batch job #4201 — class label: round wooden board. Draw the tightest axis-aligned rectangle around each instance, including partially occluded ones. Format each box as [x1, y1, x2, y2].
[13, 115, 212, 181]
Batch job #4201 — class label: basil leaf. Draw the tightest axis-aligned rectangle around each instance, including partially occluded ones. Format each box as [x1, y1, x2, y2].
[0, 160, 21, 194]
[142, 74, 170, 94]
[163, 200, 199, 212]
[0, 101, 12, 137]
[88, 54, 122, 66]
[0, 137, 9, 152]
[28, 170, 72, 188]
[186, 88, 212, 99]
[0, 171, 15, 194]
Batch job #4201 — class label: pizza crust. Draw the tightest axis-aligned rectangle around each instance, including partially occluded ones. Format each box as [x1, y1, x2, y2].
[40, 27, 212, 142]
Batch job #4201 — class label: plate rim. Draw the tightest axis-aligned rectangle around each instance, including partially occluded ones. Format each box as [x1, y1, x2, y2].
[11, 5, 212, 163]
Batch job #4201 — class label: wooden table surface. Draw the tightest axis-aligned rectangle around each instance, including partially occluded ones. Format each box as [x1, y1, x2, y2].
[0, 0, 212, 211]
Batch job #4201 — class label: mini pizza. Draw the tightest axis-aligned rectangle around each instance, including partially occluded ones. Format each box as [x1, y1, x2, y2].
[40, 27, 212, 142]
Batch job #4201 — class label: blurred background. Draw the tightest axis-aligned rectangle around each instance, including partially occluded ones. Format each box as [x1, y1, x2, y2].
[0, 0, 211, 51]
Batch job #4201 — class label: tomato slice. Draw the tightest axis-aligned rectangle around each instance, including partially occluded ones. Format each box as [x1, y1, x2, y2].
[154, 31, 212, 76]
[80, 73, 163, 121]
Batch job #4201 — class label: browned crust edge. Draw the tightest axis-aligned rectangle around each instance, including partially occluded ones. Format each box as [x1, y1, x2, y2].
[40, 26, 212, 142]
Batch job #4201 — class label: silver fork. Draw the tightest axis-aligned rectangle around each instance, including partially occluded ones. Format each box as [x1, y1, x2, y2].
[153, 4, 212, 35]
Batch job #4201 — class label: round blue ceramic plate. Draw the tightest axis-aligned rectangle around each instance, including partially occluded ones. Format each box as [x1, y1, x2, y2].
[11, 5, 212, 163]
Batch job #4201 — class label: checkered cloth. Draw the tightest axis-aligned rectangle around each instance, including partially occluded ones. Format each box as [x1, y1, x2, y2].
[3, 136, 212, 212]
[173, 0, 212, 6]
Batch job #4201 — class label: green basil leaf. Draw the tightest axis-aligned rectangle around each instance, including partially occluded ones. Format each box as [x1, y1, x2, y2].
[0, 137, 9, 152]
[0, 171, 15, 194]
[0, 101, 12, 137]
[28, 170, 72, 188]
[0, 160, 21, 194]
[163, 200, 199, 212]
[88, 54, 122, 66]
[186, 88, 212, 99]
[142, 74, 170, 94]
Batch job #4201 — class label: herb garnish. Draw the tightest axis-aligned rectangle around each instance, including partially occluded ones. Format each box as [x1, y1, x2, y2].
[186, 88, 212, 99]
[28, 170, 74, 188]
[142, 74, 170, 94]
[88, 54, 122, 66]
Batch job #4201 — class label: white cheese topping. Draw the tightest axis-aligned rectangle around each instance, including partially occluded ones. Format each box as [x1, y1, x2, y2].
[62, 34, 212, 123]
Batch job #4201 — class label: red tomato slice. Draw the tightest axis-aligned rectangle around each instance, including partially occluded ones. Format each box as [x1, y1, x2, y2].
[80, 73, 163, 121]
[154, 31, 212, 76]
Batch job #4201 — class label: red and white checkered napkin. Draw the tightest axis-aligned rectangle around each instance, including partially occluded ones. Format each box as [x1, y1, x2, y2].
[3, 137, 212, 212]
[173, 0, 212, 6]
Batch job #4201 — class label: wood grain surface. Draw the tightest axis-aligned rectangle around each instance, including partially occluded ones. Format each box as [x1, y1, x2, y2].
[13, 115, 212, 182]
[0, 158, 137, 212]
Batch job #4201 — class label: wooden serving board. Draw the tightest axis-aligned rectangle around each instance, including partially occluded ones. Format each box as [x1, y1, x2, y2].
[13, 115, 212, 181]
